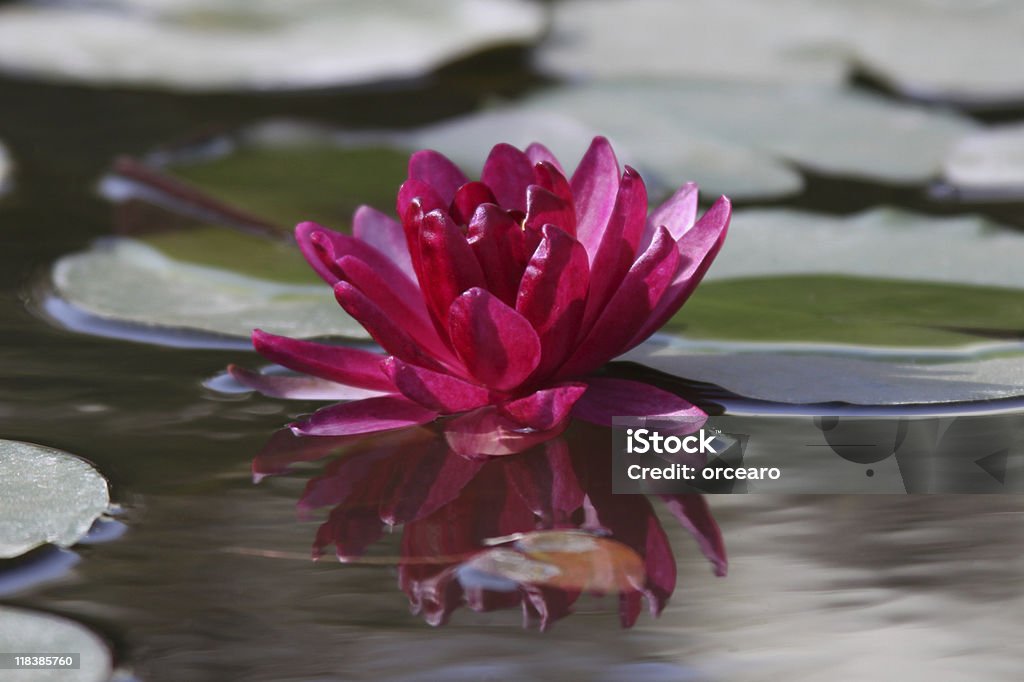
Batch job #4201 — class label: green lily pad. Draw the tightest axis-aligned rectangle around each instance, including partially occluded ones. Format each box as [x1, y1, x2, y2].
[0, 0, 546, 91]
[0, 606, 112, 682]
[538, 0, 1024, 105]
[50, 239, 369, 341]
[673, 275, 1024, 347]
[0, 440, 109, 559]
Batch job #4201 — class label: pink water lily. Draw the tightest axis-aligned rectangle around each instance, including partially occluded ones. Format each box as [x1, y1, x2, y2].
[232, 137, 730, 438]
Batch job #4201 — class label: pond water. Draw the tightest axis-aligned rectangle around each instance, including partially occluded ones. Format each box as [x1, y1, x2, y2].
[1, 28, 1023, 682]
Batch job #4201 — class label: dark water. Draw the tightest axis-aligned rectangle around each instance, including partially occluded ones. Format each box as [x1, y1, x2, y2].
[2, 51, 1023, 682]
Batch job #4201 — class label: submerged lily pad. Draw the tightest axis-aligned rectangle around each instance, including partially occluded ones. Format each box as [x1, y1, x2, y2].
[0, 606, 111, 682]
[538, 0, 1024, 105]
[0, 440, 109, 559]
[0, 0, 545, 91]
[50, 239, 369, 341]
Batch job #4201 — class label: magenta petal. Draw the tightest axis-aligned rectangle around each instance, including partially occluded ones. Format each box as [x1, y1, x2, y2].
[227, 364, 389, 401]
[582, 166, 648, 332]
[640, 182, 699, 250]
[515, 225, 589, 379]
[383, 357, 491, 413]
[352, 205, 415, 280]
[571, 378, 707, 429]
[626, 196, 731, 350]
[498, 383, 587, 431]
[481, 143, 534, 213]
[334, 282, 450, 372]
[449, 181, 497, 226]
[658, 495, 728, 577]
[444, 406, 568, 457]
[397, 178, 446, 220]
[467, 204, 522, 306]
[448, 288, 541, 392]
[252, 329, 394, 390]
[295, 221, 346, 284]
[336, 255, 456, 365]
[523, 185, 576, 234]
[291, 396, 439, 436]
[408, 149, 467, 204]
[559, 226, 680, 377]
[570, 136, 620, 259]
[418, 210, 486, 328]
[525, 142, 565, 175]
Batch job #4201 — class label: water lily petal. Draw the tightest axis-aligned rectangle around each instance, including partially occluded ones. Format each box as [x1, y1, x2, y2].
[523, 184, 576, 234]
[642, 181, 699, 249]
[482, 142, 534, 213]
[498, 382, 588, 431]
[334, 282, 449, 372]
[252, 329, 394, 390]
[449, 181, 497, 226]
[295, 221, 346, 284]
[448, 288, 541, 391]
[352, 205, 415, 280]
[560, 226, 680, 376]
[384, 357, 491, 413]
[227, 364, 389, 401]
[516, 224, 590, 378]
[570, 136, 620, 259]
[291, 396, 438, 436]
[525, 142, 566, 175]
[532, 161, 575, 212]
[408, 149, 467, 204]
[397, 178, 446, 219]
[336, 255, 455, 364]
[467, 204, 522, 306]
[571, 378, 707, 429]
[418, 210, 487, 329]
[627, 196, 731, 350]
[658, 495, 728, 577]
[583, 166, 648, 331]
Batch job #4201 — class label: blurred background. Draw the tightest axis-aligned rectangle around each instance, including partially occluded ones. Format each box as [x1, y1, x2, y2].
[0, 1, 1022, 680]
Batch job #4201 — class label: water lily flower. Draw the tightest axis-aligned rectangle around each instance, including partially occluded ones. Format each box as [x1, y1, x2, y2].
[232, 137, 730, 438]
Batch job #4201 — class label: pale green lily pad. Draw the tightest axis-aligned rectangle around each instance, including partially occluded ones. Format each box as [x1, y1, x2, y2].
[0, 606, 112, 682]
[0, 440, 109, 559]
[51, 239, 369, 340]
[538, 0, 1024, 105]
[942, 123, 1024, 196]
[0, 0, 545, 91]
[707, 208, 1024, 288]
[319, 81, 971, 199]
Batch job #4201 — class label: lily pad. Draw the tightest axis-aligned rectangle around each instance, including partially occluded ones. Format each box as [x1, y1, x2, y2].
[0, 606, 112, 682]
[941, 123, 1024, 199]
[0, 0, 545, 91]
[538, 0, 1024, 105]
[49, 238, 369, 342]
[0, 440, 110, 559]
[706, 208, 1024, 289]
[352, 81, 972, 199]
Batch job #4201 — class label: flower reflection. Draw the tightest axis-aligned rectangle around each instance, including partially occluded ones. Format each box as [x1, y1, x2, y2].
[255, 423, 726, 630]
